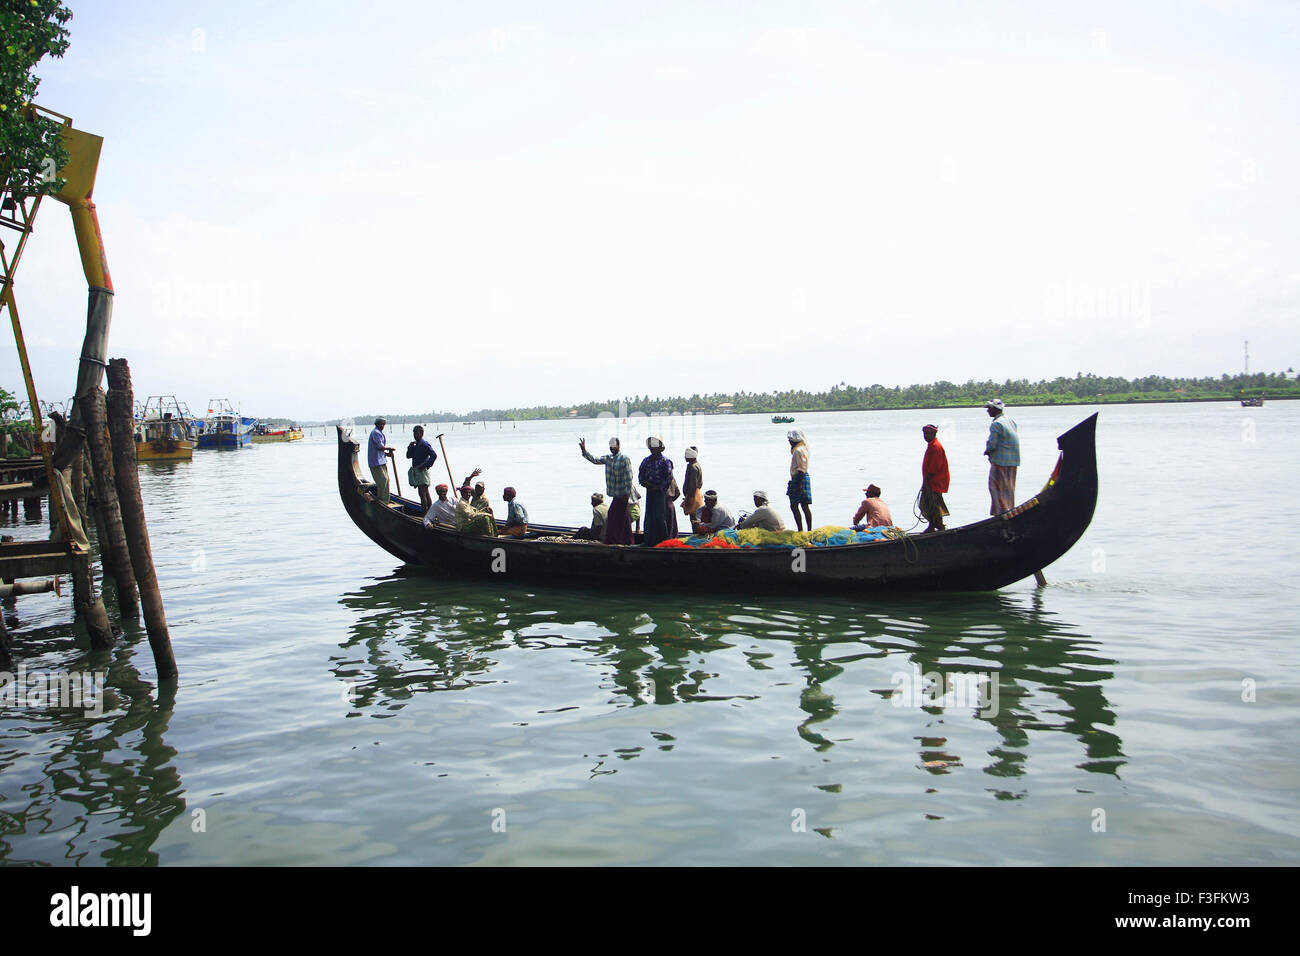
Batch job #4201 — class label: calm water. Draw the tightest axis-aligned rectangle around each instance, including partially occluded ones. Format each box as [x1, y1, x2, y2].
[1, 403, 1296, 865]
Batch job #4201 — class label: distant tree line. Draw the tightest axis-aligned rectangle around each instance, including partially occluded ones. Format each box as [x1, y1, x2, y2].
[319, 369, 1297, 424]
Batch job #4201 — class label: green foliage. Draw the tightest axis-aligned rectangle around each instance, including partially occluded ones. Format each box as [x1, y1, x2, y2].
[0, 0, 73, 197]
[0, 384, 35, 457]
[346, 369, 1300, 424]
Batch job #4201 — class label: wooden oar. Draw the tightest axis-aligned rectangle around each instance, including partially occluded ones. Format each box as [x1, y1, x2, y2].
[387, 449, 402, 497]
[435, 433, 457, 489]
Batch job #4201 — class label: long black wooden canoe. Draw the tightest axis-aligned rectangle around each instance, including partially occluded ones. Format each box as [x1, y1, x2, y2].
[337, 414, 1098, 592]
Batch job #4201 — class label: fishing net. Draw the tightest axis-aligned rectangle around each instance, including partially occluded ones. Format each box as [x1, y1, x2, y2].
[657, 525, 906, 549]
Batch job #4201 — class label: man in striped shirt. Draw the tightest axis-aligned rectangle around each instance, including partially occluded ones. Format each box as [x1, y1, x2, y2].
[983, 399, 1020, 514]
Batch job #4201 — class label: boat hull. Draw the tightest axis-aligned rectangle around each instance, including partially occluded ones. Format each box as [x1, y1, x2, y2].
[337, 415, 1099, 593]
[136, 439, 194, 461]
[196, 431, 250, 448]
[251, 428, 303, 443]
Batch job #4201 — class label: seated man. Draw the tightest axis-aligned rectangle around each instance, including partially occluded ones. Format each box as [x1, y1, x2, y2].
[499, 486, 529, 537]
[455, 484, 497, 536]
[692, 490, 736, 534]
[422, 483, 458, 528]
[461, 467, 495, 517]
[852, 483, 893, 529]
[576, 493, 609, 540]
[736, 490, 786, 531]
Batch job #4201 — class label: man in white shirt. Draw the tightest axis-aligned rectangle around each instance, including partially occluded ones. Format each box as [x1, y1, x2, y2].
[692, 490, 737, 533]
[423, 483, 458, 528]
[736, 490, 786, 531]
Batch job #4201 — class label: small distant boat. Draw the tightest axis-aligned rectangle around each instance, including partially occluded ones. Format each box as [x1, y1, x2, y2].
[251, 424, 304, 443]
[135, 396, 198, 461]
[1239, 341, 1264, 406]
[197, 399, 253, 448]
[772, 415, 795, 424]
[461, 421, 477, 426]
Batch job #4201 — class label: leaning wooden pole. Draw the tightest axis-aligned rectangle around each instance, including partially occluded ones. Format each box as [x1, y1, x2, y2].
[71, 444, 88, 528]
[86, 388, 139, 618]
[0, 609, 11, 671]
[105, 359, 177, 680]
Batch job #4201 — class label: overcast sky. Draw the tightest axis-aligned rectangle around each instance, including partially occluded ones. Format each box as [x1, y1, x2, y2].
[5, 0, 1297, 420]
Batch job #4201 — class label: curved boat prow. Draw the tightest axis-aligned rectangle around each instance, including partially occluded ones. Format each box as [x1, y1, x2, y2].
[1051, 412, 1099, 535]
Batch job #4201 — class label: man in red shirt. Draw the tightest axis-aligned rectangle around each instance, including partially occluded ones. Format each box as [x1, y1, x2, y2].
[920, 424, 950, 533]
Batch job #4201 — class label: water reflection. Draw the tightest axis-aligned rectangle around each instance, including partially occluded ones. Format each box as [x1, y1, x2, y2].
[0, 619, 185, 865]
[335, 574, 1125, 782]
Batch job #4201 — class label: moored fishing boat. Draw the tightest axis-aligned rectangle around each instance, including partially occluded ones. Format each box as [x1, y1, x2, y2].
[337, 414, 1099, 593]
[135, 396, 198, 461]
[251, 423, 304, 443]
[196, 399, 253, 448]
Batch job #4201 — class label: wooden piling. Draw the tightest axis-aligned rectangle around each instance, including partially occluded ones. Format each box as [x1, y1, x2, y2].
[44, 466, 115, 649]
[106, 358, 177, 680]
[69, 549, 113, 649]
[85, 389, 138, 618]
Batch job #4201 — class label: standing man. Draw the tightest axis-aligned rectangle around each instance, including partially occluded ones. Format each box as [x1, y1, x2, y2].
[406, 425, 438, 512]
[983, 399, 1020, 514]
[681, 446, 703, 518]
[919, 424, 950, 533]
[638, 436, 674, 547]
[787, 429, 812, 531]
[579, 436, 635, 544]
[368, 417, 395, 504]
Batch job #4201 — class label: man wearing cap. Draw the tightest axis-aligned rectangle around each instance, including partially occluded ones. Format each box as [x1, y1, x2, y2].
[786, 429, 813, 531]
[692, 490, 737, 534]
[638, 436, 674, 547]
[736, 490, 786, 532]
[983, 399, 1020, 514]
[368, 417, 395, 505]
[454, 483, 496, 535]
[423, 483, 457, 528]
[852, 484, 893, 529]
[459, 467, 495, 518]
[919, 424, 950, 533]
[499, 487, 529, 537]
[579, 436, 635, 544]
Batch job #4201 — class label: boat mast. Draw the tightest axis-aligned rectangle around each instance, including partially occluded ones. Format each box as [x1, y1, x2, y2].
[1244, 339, 1249, 375]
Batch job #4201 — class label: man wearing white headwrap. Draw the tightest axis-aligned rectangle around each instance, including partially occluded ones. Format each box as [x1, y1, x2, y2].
[983, 399, 1020, 514]
[638, 436, 674, 547]
[681, 446, 703, 517]
[786, 429, 813, 531]
[736, 490, 786, 532]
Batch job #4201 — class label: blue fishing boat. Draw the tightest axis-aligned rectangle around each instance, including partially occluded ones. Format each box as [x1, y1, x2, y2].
[196, 399, 253, 448]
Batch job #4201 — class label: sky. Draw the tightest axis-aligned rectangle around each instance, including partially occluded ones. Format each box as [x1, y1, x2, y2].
[4, 0, 1297, 420]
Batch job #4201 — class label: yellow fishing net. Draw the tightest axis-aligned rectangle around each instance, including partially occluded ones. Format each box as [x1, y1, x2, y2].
[732, 526, 851, 548]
